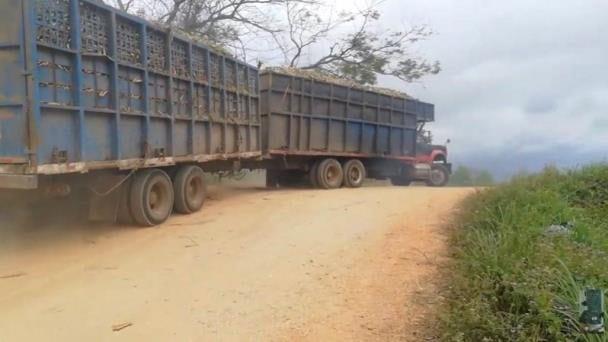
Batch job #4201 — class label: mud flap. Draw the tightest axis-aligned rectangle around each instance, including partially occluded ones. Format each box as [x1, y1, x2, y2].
[88, 188, 122, 222]
[87, 175, 131, 222]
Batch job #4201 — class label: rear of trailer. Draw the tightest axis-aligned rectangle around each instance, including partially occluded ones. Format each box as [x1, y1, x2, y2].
[0, 0, 261, 225]
[259, 70, 435, 188]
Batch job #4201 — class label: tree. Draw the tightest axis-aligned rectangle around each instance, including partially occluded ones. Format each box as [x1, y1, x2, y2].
[107, 0, 313, 54]
[106, 0, 440, 85]
[450, 166, 474, 187]
[474, 170, 495, 186]
[450, 166, 496, 187]
[274, 1, 440, 85]
[111, 0, 132, 11]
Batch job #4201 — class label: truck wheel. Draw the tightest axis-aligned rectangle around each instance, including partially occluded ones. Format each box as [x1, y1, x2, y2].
[173, 165, 206, 214]
[130, 169, 175, 226]
[316, 158, 344, 189]
[426, 164, 450, 187]
[391, 177, 411, 186]
[342, 159, 366, 188]
[309, 159, 320, 188]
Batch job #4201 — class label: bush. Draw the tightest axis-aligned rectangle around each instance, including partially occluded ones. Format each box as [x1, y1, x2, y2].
[442, 165, 608, 341]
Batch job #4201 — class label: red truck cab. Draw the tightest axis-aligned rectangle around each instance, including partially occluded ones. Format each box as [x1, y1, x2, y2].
[410, 125, 452, 187]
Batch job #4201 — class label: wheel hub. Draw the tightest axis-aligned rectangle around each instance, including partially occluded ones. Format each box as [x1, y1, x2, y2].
[431, 169, 445, 184]
[149, 183, 166, 213]
[350, 168, 361, 183]
[327, 168, 337, 181]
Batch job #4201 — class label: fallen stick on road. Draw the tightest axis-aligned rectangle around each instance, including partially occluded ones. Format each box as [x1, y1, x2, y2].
[0, 272, 26, 279]
[112, 322, 133, 332]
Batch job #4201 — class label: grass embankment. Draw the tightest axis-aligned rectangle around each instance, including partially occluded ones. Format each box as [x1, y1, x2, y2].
[443, 165, 608, 341]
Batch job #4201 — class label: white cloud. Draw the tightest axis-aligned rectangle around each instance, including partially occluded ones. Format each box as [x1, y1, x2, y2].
[365, 0, 608, 174]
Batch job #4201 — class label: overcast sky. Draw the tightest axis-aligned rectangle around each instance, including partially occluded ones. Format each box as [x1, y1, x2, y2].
[329, 0, 608, 178]
[125, 0, 607, 178]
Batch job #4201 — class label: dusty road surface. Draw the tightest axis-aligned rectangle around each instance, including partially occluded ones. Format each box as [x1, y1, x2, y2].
[0, 183, 473, 341]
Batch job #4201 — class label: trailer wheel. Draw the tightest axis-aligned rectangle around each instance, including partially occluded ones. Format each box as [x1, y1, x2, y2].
[173, 165, 206, 214]
[426, 164, 450, 187]
[342, 159, 366, 188]
[309, 159, 321, 188]
[130, 169, 175, 226]
[316, 158, 344, 189]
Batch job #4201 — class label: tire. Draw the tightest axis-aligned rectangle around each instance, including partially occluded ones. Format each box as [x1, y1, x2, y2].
[316, 158, 344, 189]
[129, 169, 175, 226]
[173, 165, 206, 214]
[426, 164, 450, 187]
[391, 177, 411, 186]
[309, 159, 320, 188]
[342, 159, 366, 188]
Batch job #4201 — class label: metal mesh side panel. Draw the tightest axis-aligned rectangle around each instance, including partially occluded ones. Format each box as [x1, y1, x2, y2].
[171, 39, 188, 78]
[193, 84, 208, 119]
[148, 74, 169, 116]
[237, 65, 247, 94]
[35, 0, 72, 49]
[248, 71, 258, 94]
[79, 2, 110, 55]
[172, 80, 190, 117]
[192, 47, 208, 83]
[209, 54, 221, 86]
[226, 92, 238, 118]
[146, 29, 166, 72]
[116, 18, 141, 65]
[118, 67, 144, 113]
[225, 60, 236, 91]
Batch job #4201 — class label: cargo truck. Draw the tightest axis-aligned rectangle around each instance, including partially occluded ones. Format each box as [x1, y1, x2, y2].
[257, 69, 430, 189]
[0, 0, 448, 227]
[395, 105, 452, 187]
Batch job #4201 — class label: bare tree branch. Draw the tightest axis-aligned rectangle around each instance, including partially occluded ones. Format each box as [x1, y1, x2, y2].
[104, 0, 439, 84]
[275, 1, 440, 84]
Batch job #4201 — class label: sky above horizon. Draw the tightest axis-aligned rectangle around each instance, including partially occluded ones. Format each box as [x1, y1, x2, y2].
[331, 0, 608, 178]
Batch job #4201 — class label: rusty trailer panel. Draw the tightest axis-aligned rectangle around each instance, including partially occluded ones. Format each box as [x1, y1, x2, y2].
[0, 0, 262, 188]
[260, 71, 427, 160]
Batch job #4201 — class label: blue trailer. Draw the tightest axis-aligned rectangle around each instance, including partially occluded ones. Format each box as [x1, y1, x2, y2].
[0, 0, 261, 225]
[0, 0, 444, 226]
[257, 69, 440, 189]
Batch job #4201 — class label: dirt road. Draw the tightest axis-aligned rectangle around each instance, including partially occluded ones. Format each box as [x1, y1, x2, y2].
[0, 184, 473, 341]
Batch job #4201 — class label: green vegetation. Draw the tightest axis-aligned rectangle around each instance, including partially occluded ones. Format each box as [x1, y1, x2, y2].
[450, 165, 496, 186]
[443, 165, 608, 341]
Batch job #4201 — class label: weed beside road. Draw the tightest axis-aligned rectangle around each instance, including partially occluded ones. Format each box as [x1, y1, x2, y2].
[443, 165, 608, 341]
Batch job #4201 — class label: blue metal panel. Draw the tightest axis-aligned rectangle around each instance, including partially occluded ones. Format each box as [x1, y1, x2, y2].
[173, 120, 189, 156]
[0, 0, 260, 178]
[205, 49, 212, 154]
[84, 113, 113, 161]
[70, 0, 86, 161]
[39, 108, 78, 162]
[0, 1, 30, 161]
[165, 31, 175, 156]
[187, 42, 195, 154]
[109, 12, 121, 159]
[140, 24, 150, 157]
[260, 71, 420, 159]
[221, 56, 227, 152]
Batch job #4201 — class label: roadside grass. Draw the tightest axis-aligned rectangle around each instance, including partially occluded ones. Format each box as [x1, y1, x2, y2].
[442, 165, 608, 341]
